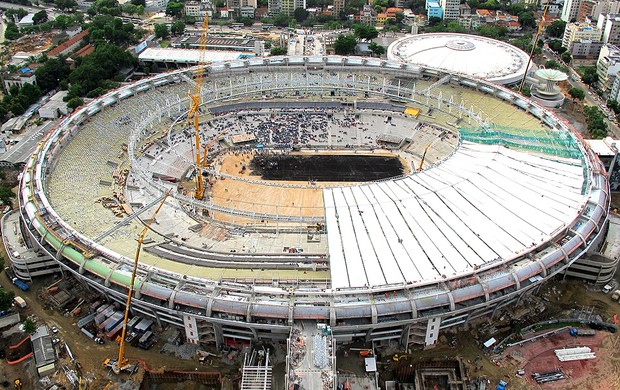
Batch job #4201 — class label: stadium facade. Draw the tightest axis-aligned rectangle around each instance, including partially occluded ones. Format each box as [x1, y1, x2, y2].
[12, 56, 609, 349]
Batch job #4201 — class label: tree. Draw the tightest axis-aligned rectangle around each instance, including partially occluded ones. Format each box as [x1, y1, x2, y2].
[548, 39, 566, 54]
[353, 24, 378, 41]
[270, 47, 287, 55]
[521, 86, 531, 97]
[55, 0, 78, 11]
[154, 23, 169, 39]
[333, 34, 357, 55]
[428, 16, 442, 27]
[22, 319, 36, 334]
[518, 11, 535, 29]
[568, 87, 585, 100]
[561, 51, 572, 64]
[368, 42, 385, 57]
[0, 289, 14, 312]
[273, 12, 292, 27]
[476, 24, 507, 39]
[0, 187, 14, 206]
[584, 105, 608, 138]
[171, 20, 185, 35]
[607, 99, 620, 115]
[67, 97, 84, 110]
[546, 20, 566, 38]
[165, 1, 184, 17]
[131, 0, 145, 5]
[294, 7, 309, 23]
[545, 59, 560, 69]
[4, 23, 21, 41]
[581, 66, 598, 86]
[33, 10, 48, 25]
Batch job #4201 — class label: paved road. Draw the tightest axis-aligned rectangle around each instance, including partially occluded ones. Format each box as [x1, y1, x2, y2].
[0, 1, 44, 12]
[541, 48, 620, 138]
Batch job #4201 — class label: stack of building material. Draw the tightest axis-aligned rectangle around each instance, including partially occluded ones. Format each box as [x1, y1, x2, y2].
[554, 346, 596, 362]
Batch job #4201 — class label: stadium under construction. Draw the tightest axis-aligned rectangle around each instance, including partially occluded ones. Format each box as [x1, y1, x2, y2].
[7, 56, 611, 354]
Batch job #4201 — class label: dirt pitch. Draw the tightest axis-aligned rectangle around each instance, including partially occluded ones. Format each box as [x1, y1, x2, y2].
[500, 329, 620, 390]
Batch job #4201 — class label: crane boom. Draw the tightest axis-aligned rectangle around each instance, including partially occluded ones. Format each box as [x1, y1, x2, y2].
[519, 0, 550, 92]
[112, 191, 171, 374]
[188, 12, 211, 200]
[201, 129, 227, 172]
[417, 143, 432, 172]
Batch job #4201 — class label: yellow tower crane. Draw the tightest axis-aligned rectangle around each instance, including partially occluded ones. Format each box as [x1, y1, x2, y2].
[187, 12, 211, 200]
[108, 191, 171, 374]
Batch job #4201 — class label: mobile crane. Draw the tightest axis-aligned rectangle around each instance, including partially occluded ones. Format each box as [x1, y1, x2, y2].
[187, 12, 211, 200]
[106, 191, 171, 374]
[417, 143, 432, 172]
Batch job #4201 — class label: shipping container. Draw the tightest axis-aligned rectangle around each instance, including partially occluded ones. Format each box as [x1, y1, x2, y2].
[90, 300, 103, 312]
[126, 316, 141, 332]
[81, 327, 94, 339]
[77, 313, 96, 328]
[98, 312, 123, 332]
[105, 321, 124, 340]
[134, 318, 154, 334]
[138, 330, 153, 345]
[96, 303, 113, 314]
[95, 306, 116, 325]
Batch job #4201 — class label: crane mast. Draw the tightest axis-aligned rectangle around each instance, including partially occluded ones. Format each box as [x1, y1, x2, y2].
[111, 191, 171, 374]
[188, 13, 211, 199]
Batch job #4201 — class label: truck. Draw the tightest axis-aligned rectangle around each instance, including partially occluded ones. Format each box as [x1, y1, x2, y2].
[570, 328, 596, 337]
[13, 296, 26, 308]
[4, 267, 28, 291]
[12, 278, 29, 292]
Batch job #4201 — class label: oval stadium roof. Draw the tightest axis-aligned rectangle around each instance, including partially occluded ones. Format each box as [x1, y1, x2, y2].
[387, 33, 532, 85]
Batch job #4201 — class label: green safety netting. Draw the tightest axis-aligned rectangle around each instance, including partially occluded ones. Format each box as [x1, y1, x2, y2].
[459, 125, 583, 160]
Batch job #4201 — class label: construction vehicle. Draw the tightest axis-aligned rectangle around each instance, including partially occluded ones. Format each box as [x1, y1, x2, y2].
[187, 11, 211, 200]
[107, 191, 170, 374]
[200, 128, 227, 185]
[417, 143, 432, 172]
[569, 328, 596, 337]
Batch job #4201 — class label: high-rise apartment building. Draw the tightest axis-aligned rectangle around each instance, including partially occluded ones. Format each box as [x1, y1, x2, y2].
[562, 0, 583, 22]
[562, 21, 602, 48]
[441, 0, 459, 19]
[333, 0, 345, 18]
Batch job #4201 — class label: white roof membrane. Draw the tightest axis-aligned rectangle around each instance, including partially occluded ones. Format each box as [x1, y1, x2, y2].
[326, 142, 587, 289]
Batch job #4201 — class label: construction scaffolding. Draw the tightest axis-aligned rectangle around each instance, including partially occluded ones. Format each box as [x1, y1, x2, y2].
[459, 125, 583, 160]
[241, 348, 272, 390]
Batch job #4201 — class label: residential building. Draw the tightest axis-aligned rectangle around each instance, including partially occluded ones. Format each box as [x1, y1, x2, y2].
[609, 71, 620, 100]
[597, 44, 620, 93]
[268, 0, 305, 16]
[427, 1, 443, 19]
[476, 9, 495, 24]
[546, 2, 563, 17]
[333, 0, 345, 17]
[459, 3, 471, 17]
[227, 0, 257, 16]
[3, 67, 36, 91]
[440, 0, 459, 19]
[562, 0, 583, 22]
[145, 0, 168, 11]
[562, 22, 602, 48]
[46, 29, 89, 58]
[570, 39, 604, 59]
[579, 0, 620, 22]
[240, 6, 255, 17]
[185, 1, 202, 16]
[360, 4, 377, 24]
[599, 13, 620, 45]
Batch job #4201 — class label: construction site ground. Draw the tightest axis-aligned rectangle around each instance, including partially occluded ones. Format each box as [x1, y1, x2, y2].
[1, 230, 620, 388]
